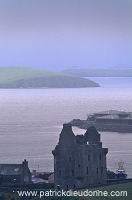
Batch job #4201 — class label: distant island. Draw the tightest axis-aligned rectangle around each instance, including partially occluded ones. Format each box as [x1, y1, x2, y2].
[62, 68, 132, 77]
[0, 67, 99, 88]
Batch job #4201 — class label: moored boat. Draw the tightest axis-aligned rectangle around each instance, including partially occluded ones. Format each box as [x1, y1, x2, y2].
[116, 161, 127, 179]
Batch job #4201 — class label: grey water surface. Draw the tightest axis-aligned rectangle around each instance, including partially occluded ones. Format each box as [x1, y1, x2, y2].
[0, 77, 132, 177]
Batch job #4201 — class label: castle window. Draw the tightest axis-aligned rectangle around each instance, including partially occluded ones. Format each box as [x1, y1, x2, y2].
[86, 167, 89, 175]
[57, 185, 60, 189]
[78, 164, 80, 168]
[72, 170, 74, 176]
[66, 185, 69, 189]
[96, 168, 98, 174]
[69, 157, 72, 162]
[74, 185, 76, 188]
[0, 177, 3, 183]
[101, 167, 103, 174]
[99, 154, 101, 160]
[88, 155, 90, 161]
[58, 170, 61, 177]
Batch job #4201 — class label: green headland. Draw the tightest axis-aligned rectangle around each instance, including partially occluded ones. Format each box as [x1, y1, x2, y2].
[0, 66, 99, 88]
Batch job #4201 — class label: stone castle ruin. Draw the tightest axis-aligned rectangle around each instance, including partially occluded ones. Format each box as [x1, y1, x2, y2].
[52, 124, 108, 190]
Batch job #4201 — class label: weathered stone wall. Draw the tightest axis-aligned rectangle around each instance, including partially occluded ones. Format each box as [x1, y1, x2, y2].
[52, 124, 108, 190]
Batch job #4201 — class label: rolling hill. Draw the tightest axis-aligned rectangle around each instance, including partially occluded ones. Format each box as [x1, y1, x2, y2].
[0, 67, 99, 88]
[62, 68, 132, 77]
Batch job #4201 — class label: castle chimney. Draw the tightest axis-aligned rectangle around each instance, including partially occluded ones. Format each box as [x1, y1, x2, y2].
[62, 123, 72, 131]
[22, 159, 28, 168]
[59, 124, 75, 145]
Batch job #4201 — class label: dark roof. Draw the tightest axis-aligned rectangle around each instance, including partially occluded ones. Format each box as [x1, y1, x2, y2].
[120, 115, 132, 119]
[96, 114, 132, 120]
[94, 110, 128, 115]
[37, 172, 53, 180]
[0, 164, 23, 175]
[96, 114, 119, 119]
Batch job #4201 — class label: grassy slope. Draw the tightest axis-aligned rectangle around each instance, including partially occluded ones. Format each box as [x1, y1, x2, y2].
[34, 182, 132, 200]
[0, 66, 67, 84]
[0, 182, 132, 200]
[0, 66, 99, 88]
[62, 68, 132, 77]
[82, 182, 132, 200]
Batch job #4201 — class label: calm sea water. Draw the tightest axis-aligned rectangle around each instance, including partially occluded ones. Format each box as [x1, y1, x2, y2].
[0, 77, 132, 177]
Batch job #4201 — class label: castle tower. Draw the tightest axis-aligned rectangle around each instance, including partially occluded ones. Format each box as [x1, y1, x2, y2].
[52, 124, 76, 189]
[52, 124, 108, 190]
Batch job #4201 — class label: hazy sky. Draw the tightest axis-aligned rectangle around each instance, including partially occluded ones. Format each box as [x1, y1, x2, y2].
[0, 0, 132, 70]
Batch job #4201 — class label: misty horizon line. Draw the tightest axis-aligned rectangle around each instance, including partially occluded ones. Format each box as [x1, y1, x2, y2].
[0, 64, 132, 72]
